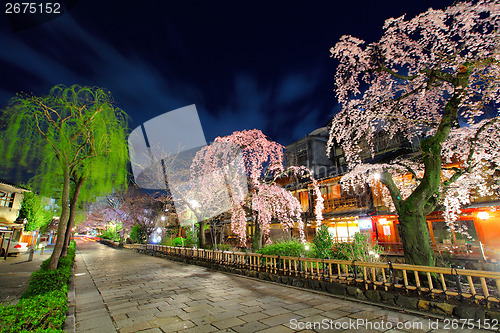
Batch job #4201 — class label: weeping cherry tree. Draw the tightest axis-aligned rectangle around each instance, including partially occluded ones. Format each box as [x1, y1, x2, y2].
[327, 1, 500, 266]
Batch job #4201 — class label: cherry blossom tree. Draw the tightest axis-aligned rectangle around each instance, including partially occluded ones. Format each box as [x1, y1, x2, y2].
[81, 186, 168, 243]
[327, 0, 500, 266]
[190, 129, 324, 249]
[80, 204, 108, 231]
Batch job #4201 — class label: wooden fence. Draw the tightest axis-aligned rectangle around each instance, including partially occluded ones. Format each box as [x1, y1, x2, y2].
[120, 242, 500, 306]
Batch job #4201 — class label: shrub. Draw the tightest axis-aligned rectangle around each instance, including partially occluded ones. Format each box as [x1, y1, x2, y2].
[172, 237, 185, 247]
[129, 224, 147, 244]
[0, 290, 67, 332]
[312, 224, 334, 259]
[161, 237, 174, 247]
[332, 233, 383, 262]
[257, 239, 307, 257]
[0, 241, 76, 332]
[22, 270, 70, 298]
[330, 242, 350, 260]
[184, 229, 196, 248]
[213, 244, 231, 251]
[100, 229, 120, 241]
[160, 229, 196, 248]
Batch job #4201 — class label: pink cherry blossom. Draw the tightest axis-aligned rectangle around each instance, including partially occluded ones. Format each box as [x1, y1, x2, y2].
[327, 0, 500, 238]
[191, 129, 323, 245]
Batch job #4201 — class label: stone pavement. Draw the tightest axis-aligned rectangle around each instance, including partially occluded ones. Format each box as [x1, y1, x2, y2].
[74, 240, 485, 333]
[0, 246, 53, 305]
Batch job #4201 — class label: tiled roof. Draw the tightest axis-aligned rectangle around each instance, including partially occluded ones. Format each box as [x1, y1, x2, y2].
[0, 179, 30, 191]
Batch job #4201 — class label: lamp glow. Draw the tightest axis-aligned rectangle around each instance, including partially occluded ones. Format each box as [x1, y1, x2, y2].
[359, 218, 372, 230]
[477, 211, 490, 220]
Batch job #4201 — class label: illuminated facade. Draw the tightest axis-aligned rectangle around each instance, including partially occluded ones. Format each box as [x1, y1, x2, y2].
[285, 127, 500, 259]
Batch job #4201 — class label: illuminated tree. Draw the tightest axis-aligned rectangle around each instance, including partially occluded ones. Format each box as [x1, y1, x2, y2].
[82, 186, 168, 244]
[18, 189, 55, 232]
[0, 85, 129, 269]
[190, 129, 324, 249]
[327, 0, 500, 266]
[110, 187, 167, 243]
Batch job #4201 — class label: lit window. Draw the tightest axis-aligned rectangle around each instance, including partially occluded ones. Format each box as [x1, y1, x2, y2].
[0, 191, 15, 208]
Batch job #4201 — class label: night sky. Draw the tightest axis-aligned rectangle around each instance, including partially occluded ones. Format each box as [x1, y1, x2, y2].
[0, 0, 452, 147]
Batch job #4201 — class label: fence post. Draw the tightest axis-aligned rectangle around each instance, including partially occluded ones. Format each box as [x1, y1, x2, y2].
[451, 265, 464, 301]
[388, 261, 395, 286]
[298, 256, 302, 277]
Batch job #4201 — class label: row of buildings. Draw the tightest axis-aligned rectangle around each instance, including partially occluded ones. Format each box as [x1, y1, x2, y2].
[3, 125, 498, 261]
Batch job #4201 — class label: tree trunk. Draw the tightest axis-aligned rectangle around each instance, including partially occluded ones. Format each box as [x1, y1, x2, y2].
[220, 222, 225, 247]
[378, 66, 472, 267]
[198, 220, 207, 248]
[397, 204, 435, 266]
[119, 229, 124, 247]
[61, 175, 86, 256]
[252, 221, 263, 250]
[48, 165, 71, 269]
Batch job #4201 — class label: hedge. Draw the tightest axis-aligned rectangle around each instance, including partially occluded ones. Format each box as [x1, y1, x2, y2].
[0, 242, 76, 332]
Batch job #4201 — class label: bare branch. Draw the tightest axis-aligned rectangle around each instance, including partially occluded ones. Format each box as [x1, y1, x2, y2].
[34, 112, 62, 158]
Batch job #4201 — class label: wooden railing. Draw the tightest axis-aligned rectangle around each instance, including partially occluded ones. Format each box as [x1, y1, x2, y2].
[323, 197, 360, 211]
[120, 243, 500, 306]
[378, 241, 500, 261]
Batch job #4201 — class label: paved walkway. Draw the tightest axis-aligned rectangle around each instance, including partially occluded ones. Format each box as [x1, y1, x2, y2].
[74, 241, 484, 333]
[0, 246, 53, 305]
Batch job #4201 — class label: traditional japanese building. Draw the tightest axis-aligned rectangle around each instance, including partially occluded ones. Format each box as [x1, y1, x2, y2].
[0, 179, 29, 225]
[0, 179, 30, 254]
[285, 127, 500, 260]
[285, 127, 413, 243]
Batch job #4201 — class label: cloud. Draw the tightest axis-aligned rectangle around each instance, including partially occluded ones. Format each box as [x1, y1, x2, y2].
[276, 72, 319, 105]
[0, 12, 330, 148]
[0, 15, 205, 129]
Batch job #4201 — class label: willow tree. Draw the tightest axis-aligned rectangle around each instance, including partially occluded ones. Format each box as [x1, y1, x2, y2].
[327, 1, 500, 266]
[60, 117, 129, 256]
[0, 85, 129, 269]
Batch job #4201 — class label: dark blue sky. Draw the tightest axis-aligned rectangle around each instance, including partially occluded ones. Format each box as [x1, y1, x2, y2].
[0, 0, 451, 147]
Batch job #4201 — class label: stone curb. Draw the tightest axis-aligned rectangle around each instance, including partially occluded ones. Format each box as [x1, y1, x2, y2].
[64, 265, 76, 333]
